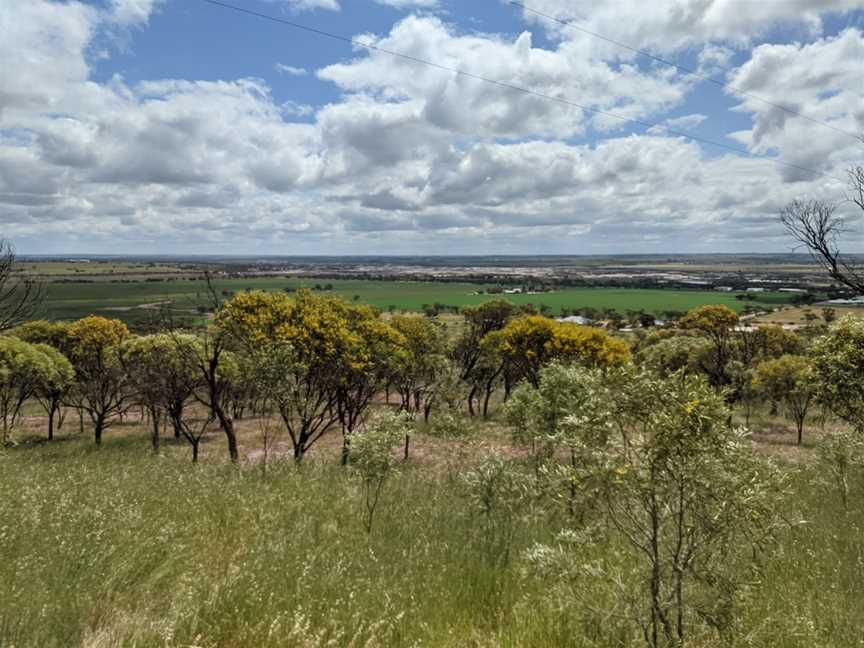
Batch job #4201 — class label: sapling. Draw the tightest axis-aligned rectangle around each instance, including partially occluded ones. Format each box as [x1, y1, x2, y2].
[461, 456, 530, 565]
[351, 411, 411, 533]
[524, 367, 786, 647]
[817, 431, 864, 509]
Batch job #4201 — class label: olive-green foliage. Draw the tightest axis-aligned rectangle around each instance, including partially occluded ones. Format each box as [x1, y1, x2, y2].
[350, 411, 411, 532]
[753, 355, 817, 444]
[389, 314, 447, 417]
[738, 325, 804, 364]
[67, 316, 131, 443]
[31, 343, 75, 440]
[505, 363, 612, 449]
[461, 457, 532, 566]
[121, 333, 202, 453]
[13, 320, 73, 353]
[31, 344, 74, 395]
[680, 305, 739, 386]
[817, 430, 864, 509]
[521, 365, 787, 647]
[811, 315, 864, 432]
[0, 336, 66, 443]
[121, 334, 201, 408]
[636, 334, 709, 376]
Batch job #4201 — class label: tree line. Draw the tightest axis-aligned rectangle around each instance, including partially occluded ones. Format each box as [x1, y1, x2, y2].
[1, 284, 862, 462]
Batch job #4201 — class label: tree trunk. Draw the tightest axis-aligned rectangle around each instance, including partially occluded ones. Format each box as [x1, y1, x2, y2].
[650, 495, 661, 648]
[403, 434, 410, 461]
[341, 431, 350, 466]
[171, 403, 183, 439]
[47, 404, 56, 441]
[483, 380, 495, 419]
[215, 406, 239, 463]
[94, 415, 104, 445]
[151, 408, 160, 454]
[467, 385, 477, 417]
[192, 441, 199, 463]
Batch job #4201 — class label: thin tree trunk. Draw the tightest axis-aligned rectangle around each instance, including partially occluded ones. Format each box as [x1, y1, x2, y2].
[467, 385, 477, 417]
[215, 406, 239, 463]
[650, 495, 661, 648]
[151, 407, 160, 454]
[171, 406, 182, 439]
[47, 403, 56, 441]
[94, 416, 104, 445]
[341, 431, 350, 466]
[483, 370, 500, 419]
[675, 483, 686, 646]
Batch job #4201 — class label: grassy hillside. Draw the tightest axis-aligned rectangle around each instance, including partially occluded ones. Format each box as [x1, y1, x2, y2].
[0, 423, 861, 647]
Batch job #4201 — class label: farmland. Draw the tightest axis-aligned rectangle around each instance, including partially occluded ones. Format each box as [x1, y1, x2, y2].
[36, 276, 797, 326]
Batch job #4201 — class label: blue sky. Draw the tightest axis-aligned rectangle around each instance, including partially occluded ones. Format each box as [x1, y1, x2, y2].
[93, 1, 750, 144]
[91, 2, 571, 123]
[1, 0, 863, 255]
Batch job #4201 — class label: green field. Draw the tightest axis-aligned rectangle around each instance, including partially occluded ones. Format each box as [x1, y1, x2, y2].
[37, 277, 794, 326]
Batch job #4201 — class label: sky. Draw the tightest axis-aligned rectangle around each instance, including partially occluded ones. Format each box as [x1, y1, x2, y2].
[1, 0, 863, 256]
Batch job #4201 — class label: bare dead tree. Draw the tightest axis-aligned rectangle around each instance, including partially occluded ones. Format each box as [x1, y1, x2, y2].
[849, 162, 864, 212]
[780, 146, 864, 294]
[0, 240, 42, 331]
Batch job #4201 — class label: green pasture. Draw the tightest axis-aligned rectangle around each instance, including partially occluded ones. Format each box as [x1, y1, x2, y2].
[37, 277, 795, 326]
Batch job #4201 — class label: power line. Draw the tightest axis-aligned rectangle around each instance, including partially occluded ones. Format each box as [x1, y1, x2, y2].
[512, 1, 860, 141]
[198, 0, 844, 183]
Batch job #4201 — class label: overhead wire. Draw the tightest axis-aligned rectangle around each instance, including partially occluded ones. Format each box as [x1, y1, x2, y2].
[198, 0, 845, 183]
